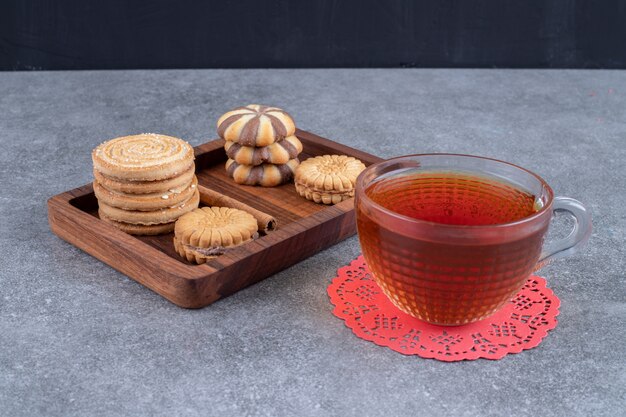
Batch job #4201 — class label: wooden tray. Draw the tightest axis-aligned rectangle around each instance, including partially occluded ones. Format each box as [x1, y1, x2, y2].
[47, 130, 382, 308]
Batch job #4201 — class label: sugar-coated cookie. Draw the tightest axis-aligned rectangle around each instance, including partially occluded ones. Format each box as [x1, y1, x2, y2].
[93, 176, 197, 211]
[98, 189, 199, 225]
[93, 164, 195, 195]
[224, 135, 302, 166]
[98, 212, 176, 235]
[92, 133, 194, 181]
[174, 207, 259, 264]
[217, 105, 295, 147]
[225, 158, 299, 187]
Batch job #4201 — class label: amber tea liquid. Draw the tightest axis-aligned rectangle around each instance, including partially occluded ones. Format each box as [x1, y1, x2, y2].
[356, 170, 548, 325]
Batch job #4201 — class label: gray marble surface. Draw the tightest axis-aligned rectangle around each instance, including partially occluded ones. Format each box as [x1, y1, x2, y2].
[0, 69, 624, 417]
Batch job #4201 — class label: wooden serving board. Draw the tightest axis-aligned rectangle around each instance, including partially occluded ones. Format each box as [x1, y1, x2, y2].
[47, 130, 382, 308]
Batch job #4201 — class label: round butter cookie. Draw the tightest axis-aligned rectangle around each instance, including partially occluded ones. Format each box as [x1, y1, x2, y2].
[92, 133, 194, 181]
[225, 158, 299, 187]
[295, 155, 366, 192]
[217, 105, 295, 147]
[98, 189, 199, 225]
[99, 212, 175, 235]
[93, 164, 195, 195]
[93, 176, 197, 211]
[174, 207, 259, 264]
[224, 135, 302, 166]
[295, 155, 366, 204]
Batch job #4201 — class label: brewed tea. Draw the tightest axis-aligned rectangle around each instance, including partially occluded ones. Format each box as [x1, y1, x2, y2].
[365, 171, 538, 226]
[356, 170, 547, 325]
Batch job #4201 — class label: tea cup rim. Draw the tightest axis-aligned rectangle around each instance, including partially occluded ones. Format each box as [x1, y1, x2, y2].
[355, 153, 555, 230]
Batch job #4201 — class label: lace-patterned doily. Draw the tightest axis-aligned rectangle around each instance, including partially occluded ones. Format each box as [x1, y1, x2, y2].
[328, 256, 560, 361]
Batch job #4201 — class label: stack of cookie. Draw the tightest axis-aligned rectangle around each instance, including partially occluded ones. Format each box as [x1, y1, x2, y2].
[295, 155, 366, 205]
[217, 104, 302, 187]
[92, 133, 200, 235]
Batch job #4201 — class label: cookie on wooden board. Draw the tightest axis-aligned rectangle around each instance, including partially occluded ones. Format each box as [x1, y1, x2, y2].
[98, 212, 176, 235]
[217, 105, 295, 147]
[93, 164, 196, 195]
[98, 189, 199, 225]
[93, 176, 198, 211]
[224, 135, 302, 166]
[225, 158, 299, 187]
[174, 207, 259, 264]
[295, 155, 366, 204]
[92, 133, 194, 181]
[295, 183, 354, 205]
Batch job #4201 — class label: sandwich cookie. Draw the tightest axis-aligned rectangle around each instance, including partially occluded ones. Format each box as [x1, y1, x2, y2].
[174, 207, 259, 264]
[295, 155, 366, 204]
[295, 183, 355, 205]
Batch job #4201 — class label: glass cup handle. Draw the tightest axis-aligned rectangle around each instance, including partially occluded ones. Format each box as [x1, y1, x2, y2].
[535, 197, 592, 271]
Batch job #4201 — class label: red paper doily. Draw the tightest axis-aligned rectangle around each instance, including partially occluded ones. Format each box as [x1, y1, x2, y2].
[328, 256, 560, 361]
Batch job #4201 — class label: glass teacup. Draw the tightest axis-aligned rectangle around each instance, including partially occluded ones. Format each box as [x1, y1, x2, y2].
[355, 154, 591, 326]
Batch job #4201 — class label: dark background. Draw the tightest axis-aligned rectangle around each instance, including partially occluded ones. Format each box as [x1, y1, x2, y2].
[1, 0, 625, 71]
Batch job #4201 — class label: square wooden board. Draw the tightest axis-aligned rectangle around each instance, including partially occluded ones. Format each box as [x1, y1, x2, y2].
[47, 129, 382, 308]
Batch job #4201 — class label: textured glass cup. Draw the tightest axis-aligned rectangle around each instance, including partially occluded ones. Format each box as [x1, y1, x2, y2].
[355, 154, 592, 326]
